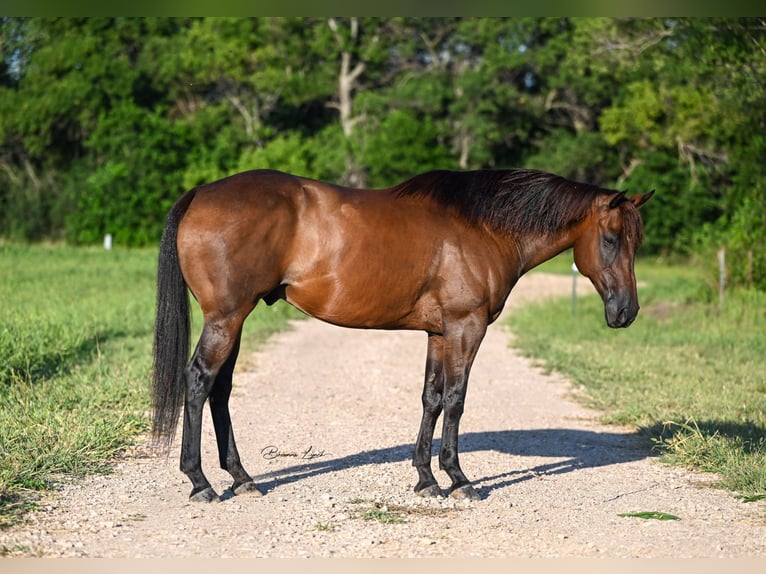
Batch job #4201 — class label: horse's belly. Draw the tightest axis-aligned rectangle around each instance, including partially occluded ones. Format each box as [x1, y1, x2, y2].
[282, 274, 435, 331]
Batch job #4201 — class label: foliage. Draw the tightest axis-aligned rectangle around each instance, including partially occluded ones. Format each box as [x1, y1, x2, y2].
[511, 257, 766, 497]
[0, 17, 764, 289]
[68, 103, 199, 245]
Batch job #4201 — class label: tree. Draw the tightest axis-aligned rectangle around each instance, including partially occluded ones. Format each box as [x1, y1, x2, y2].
[0, 17, 176, 240]
[595, 18, 766, 282]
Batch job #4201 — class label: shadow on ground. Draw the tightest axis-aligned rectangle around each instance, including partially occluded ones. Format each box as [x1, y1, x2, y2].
[244, 428, 652, 500]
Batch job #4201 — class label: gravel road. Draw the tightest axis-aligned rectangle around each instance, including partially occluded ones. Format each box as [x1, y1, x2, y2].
[2, 272, 765, 558]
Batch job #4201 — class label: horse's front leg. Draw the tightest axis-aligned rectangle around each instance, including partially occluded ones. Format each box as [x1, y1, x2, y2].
[412, 333, 446, 498]
[438, 316, 486, 501]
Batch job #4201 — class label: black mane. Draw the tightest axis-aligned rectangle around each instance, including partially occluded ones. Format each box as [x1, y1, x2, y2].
[392, 168, 615, 237]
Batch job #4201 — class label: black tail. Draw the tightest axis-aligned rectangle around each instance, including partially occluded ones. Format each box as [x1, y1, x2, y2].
[151, 191, 196, 446]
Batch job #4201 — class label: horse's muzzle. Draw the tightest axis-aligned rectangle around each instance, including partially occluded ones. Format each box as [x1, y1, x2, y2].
[605, 296, 639, 329]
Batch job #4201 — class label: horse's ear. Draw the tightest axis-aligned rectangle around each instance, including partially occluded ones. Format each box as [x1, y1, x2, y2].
[608, 191, 627, 210]
[629, 190, 655, 209]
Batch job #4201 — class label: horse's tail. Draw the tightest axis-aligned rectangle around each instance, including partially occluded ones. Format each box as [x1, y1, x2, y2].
[151, 190, 196, 446]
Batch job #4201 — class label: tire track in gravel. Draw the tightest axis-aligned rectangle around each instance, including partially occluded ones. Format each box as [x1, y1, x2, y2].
[2, 272, 765, 557]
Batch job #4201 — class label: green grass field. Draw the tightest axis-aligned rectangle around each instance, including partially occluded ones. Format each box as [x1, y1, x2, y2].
[0, 243, 300, 527]
[514, 253, 766, 499]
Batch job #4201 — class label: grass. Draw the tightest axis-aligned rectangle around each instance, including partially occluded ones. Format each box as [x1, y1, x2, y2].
[0, 243, 301, 527]
[361, 508, 406, 524]
[617, 511, 681, 521]
[512, 252, 766, 498]
[347, 498, 463, 524]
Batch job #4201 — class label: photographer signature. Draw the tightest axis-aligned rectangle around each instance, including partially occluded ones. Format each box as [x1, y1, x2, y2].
[261, 445, 326, 461]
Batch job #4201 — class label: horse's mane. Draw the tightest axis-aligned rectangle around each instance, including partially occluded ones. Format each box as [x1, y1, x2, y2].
[392, 168, 643, 244]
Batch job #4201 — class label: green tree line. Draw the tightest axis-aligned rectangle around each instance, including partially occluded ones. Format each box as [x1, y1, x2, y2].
[1, 17, 764, 289]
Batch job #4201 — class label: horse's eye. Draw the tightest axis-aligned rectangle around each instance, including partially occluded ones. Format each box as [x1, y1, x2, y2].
[603, 235, 618, 248]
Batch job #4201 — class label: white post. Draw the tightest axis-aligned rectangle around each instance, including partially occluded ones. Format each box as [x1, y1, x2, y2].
[104, 233, 112, 250]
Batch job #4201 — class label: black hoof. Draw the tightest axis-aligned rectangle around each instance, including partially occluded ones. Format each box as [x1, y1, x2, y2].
[190, 487, 220, 503]
[450, 484, 481, 501]
[414, 483, 444, 498]
[233, 480, 264, 497]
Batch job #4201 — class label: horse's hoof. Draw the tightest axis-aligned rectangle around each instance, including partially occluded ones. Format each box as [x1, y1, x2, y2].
[190, 487, 220, 503]
[450, 484, 481, 501]
[414, 483, 444, 498]
[233, 480, 264, 497]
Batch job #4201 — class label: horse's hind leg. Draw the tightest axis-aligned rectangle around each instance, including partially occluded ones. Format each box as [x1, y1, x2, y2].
[208, 328, 263, 497]
[180, 315, 244, 502]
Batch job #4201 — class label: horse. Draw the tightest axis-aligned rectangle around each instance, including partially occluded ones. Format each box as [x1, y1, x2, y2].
[151, 168, 653, 503]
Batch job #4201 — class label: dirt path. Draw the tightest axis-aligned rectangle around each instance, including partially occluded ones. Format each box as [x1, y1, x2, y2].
[2, 272, 765, 558]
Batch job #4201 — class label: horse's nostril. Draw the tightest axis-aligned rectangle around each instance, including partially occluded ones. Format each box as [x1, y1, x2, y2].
[616, 307, 630, 327]
[619, 306, 639, 328]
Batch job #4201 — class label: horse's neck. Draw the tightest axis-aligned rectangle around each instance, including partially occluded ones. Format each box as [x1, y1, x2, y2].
[514, 226, 581, 276]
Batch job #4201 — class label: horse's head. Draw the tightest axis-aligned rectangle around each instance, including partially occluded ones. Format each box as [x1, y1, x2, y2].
[573, 190, 654, 328]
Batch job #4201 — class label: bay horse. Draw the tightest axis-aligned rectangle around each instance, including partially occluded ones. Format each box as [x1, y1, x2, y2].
[152, 168, 653, 502]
